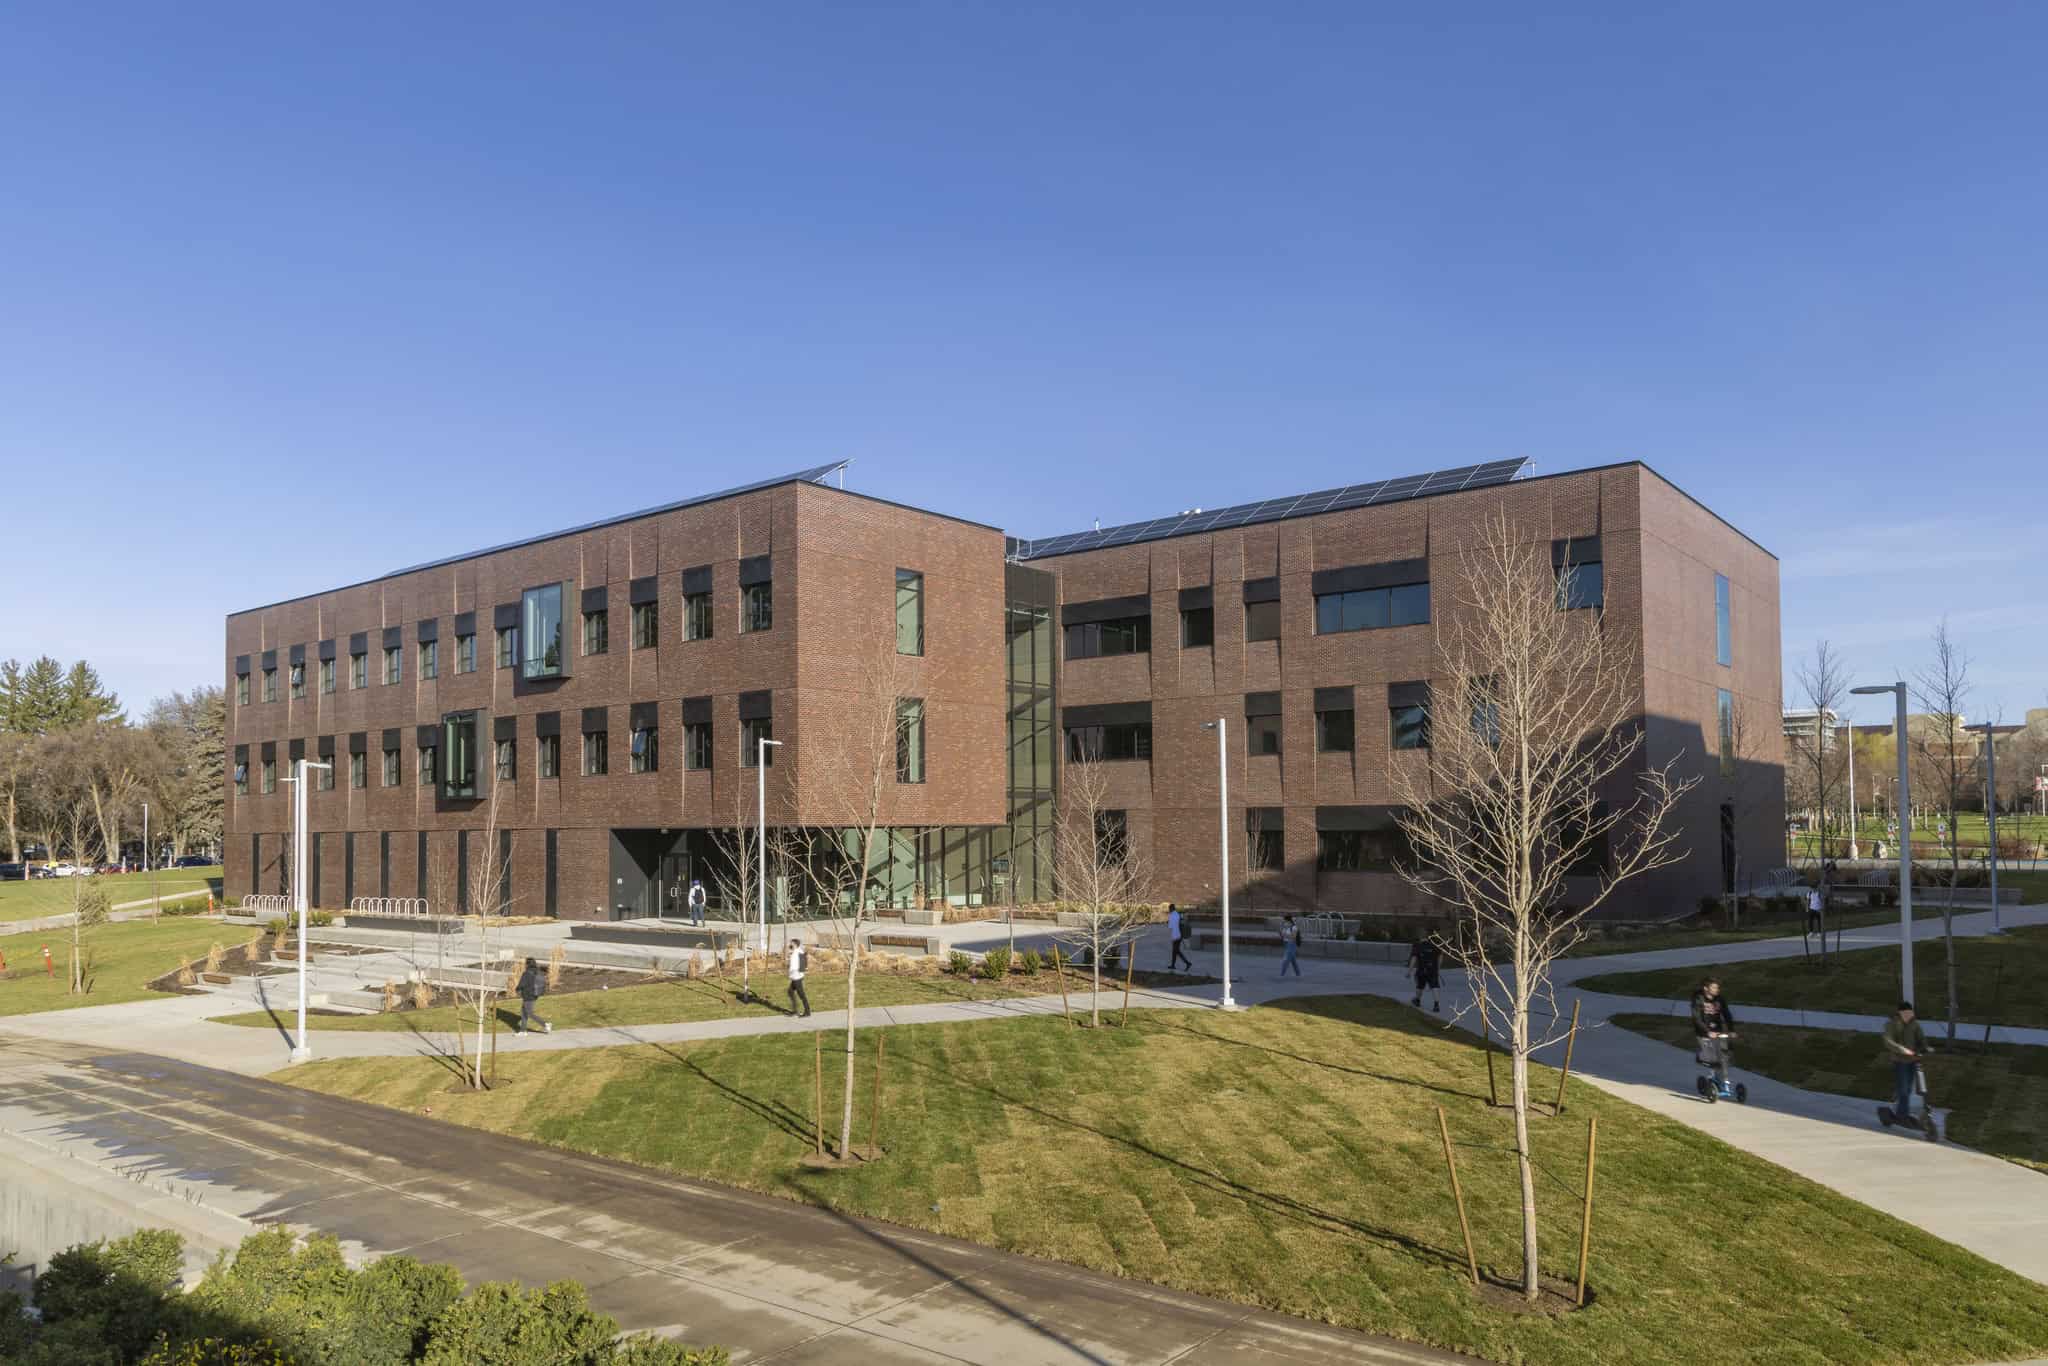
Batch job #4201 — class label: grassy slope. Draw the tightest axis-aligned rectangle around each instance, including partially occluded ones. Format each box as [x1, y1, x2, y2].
[209, 968, 1067, 1033]
[0, 917, 237, 1016]
[1577, 925, 2048, 1028]
[0, 867, 223, 922]
[1563, 905, 1948, 959]
[283, 996, 2048, 1366]
[1613, 1013, 2048, 1176]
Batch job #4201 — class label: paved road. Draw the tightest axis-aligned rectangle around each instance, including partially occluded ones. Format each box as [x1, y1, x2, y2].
[0, 1034, 1458, 1366]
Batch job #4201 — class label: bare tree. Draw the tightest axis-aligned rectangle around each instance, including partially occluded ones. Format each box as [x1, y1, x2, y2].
[445, 790, 515, 1088]
[38, 729, 109, 991]
[707, 778, 788, 1004]
[1719, 696, 1768, 924]
[1789, 641, 1849, 862]
[1911, 620, 1972, 1041]
[1047, 749, 1154, 1026]
[1392, 510, 1694, 1302]
[788, 636, 924, 1160]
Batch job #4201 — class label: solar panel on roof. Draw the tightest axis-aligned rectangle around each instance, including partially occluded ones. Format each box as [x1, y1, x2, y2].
[1010, 457, 1529, 560]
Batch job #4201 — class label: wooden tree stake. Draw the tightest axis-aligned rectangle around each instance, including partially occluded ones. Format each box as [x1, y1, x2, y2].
[1553, 997, 1581, 1114]
[1053, 946, 1074, 1025]
[870, 1032, 884, 1157]
[489, 1001, 498, 1086]
[814, 1029, 825, 1158]
[1576, 1115, 1598, 1307]
[1436, 1105, 1479, 1288]
[1119, 939, 1137, 1027]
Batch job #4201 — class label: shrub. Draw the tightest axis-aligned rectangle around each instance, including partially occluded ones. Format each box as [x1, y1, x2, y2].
[382, 980, 401, 1013]
[308, 910, 334, 928]
[1018, 948, 1042, 975]
[205, 942, 226, 974]
[981, 947, 1011, 979]
[546, 945, 566, 990]
[33, 1228, 185, 1362]
[411, 980, 436, 1011]
[948, 950, 975, 977]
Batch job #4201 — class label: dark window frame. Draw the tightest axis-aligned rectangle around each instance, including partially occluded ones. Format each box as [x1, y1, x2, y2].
[1315, 705, 1355, 753]
[419, 639, 439, 681]
[1556, 560, 1604, 612]
[319, 658, 336, 694]
[538, 733, 561, 779]
[630, 724, 659, 773]
[583, 608, 609, 656]
[1064, 615, 1150, 660]
[1064, 722, 1152, 762]
[262, 668, 277, 703]
[896, 697, 926, 783]
[1244, 599, 1282, 643]
[1313, 582, 1430, 634]
[685, 591, 714, 641]
[583, 730, 609, 776]
[382, 748, 401, 787]
[631, 602, 657, 650]
[455, 633, 477, 674]
[741, 715, 775, 765]
[684, 720, 713, 771]
[1180, 606, 1214, 648]
[351, 652, 368, 688]
[896, 569, 925, 656]
[742, 582, 773, 634]
[1390, 703, 1432, 751]
[382, 646, 402, 685]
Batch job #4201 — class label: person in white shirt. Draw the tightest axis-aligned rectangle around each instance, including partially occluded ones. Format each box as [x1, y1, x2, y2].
[787, 936, 812, 1018]
[1167, 903, 1193, 971]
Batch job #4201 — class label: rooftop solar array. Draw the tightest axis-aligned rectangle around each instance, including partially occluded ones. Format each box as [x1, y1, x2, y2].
[1007, 457, 1530, 561]
[385, 461, 850, 579]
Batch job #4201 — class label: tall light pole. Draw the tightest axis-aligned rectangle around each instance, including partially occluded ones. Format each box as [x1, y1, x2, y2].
[1843, 718, 1858, 860]
[1200, 718, 1237, 1010]
[757, 736, 783, 955]
[1964, 723, 2003, 934]
[142, 801, 159, 920]
[1852, 684, 1913, 1004]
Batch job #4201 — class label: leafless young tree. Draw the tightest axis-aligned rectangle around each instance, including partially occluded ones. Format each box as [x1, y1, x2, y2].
[707, 777, 790, 1004]
[788, 636, 924, 1160]
[1789, 641, 1849, 861]
[1392, 510, 1694, 1302]
[1911, 619, 1972, 1041]
[1047, 749, 1154, 1026]
[38, 729, 109, 991]
[449, 790, 516, 1088]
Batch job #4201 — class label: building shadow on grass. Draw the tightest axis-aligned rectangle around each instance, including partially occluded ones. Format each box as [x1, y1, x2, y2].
[1144, 998, 1494, 1107]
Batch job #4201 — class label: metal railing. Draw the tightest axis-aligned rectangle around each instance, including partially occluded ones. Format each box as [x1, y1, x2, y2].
[347, 897, 435, 919]
[243, 894, 291, 916]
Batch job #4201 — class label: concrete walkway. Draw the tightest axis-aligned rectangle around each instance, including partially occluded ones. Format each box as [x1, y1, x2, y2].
[0, 1034, 1459, 1366]
[2, 885, 215, 935]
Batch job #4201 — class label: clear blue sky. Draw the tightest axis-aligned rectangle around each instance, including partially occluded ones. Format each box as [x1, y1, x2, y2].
[6, 4, 2045, 728]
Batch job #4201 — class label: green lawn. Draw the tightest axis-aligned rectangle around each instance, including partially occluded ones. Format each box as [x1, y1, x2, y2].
[281, 996, 2048, 1365]
[1791, 812, 2048, 861]
[0, 917, 239, 1016]
[210, 967, 1066, 1033]
[1614, 1014, 2048, 1176]
[0, 866, 222, 922]
[1577, 925, 2048, 1029]
[1564, 904, 1946, 959]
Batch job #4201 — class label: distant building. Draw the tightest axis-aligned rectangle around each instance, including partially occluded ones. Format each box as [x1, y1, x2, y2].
[1783, 707, 1838, 751]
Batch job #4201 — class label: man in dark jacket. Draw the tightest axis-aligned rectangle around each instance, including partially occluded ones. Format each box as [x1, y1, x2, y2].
[1691, 977, 1736, 1092]
[1406, 937, 1442, 1012]
[515, 956, 551, 1035]
[1883, 1001, 1927, 1123]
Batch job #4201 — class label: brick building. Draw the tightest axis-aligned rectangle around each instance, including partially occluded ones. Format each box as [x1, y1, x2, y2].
[224, 458, 1781, 921]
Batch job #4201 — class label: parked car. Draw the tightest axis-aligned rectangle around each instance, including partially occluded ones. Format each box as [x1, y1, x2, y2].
[0, 862, 24, 881]
[29, 864, 56, 879]
[49, 863, 83, 877]
[173, 855, 216, 868]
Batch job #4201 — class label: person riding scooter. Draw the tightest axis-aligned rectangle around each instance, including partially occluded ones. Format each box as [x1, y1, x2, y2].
[1691, 976, 1742, 1101]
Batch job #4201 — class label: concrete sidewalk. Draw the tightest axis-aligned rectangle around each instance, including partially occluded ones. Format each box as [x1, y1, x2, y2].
[0, 1034, 1459, 1366]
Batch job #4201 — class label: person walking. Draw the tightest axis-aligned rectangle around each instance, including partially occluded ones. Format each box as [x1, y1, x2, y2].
[1167, 903, 1193, 972]
[1690, 976, 1737, 1094]
[1279, 914, 1302, 977]
[787, 935, 812, 1018]
[514, 956, 552, 1034]
[1883, 1001, 1928, 1126]
[687, 878, 707, 928]
[1406, 936, 1442, 1012]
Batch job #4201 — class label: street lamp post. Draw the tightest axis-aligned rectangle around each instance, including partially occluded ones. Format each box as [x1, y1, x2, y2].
[287, 758, 332, 1063]
[757, 736, 783, 957]
[1844, 719, 1858, 860]
[1851, 684, 1913, 1005]
[1965, 723, 2003, 934]
[1200, 719, 1237, 1010]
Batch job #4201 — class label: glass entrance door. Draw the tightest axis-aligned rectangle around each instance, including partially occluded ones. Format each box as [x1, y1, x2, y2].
[659, 852, 691, 919]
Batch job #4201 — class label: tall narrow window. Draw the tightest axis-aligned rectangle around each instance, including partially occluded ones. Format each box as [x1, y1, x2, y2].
[1718, 687, 1735, 777]
[584, 609, 609, 655]
[418, 743, 438, 787]
[236, 673, 250, 706]
[496, 627, 517, 670]
[382, 747, 400, 787]
[419, 640, 439, 681]
[262, 668, 278, 703]
[896, 697, 926, 782]
[741, 716, 774, 764]
[233, 757, 248, 796]
[456, 633, 477, 673]
[383, 646, 402, 685]
[1316, 703, 1354, 752]
[351, 652, 367, 689]
[630, 723, 658, 773]
[440, 713, 477, 799]
[631, 602, 656, 650]
[742, 582, 773, 633]
[1094, 810, 1129, 865]
[583, 730, 608, 776]
[496, 739, 516, 781]
[538, 734, 560, 778]
[1715, 574, 1732, 666]
[522, 584, 565, 679]
[896, 569, 925, 655]
[685, 591, 713, 640]
[1391, 703, 1431, 750]
[1245, 694, 1283, 756]
[684, 721, 712, 770]
[320, 659, 336, 694]
[1247, 812, 1284, 871]
[317, 761, 334, 792]
[261, 758, 276, 793]
[289, 662, 306, 699]
[349, 752, 367, 789]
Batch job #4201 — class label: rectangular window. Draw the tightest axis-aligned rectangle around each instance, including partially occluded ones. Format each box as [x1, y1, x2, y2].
[1316, 705, 1354, 752]
[1391, 703, 1431, 751]
[896, 698, 926, 783]
[1246, 713, 1282, 755]
[233, 761, 248, 796]
[1064, 723, 1152, 762]
[1314, 582, 1430, 634]
[289, 663, 306, 699]
[741, 716, 774, 764]
[1556, 561, 1603, 611]
[456, 633, 476, 673]
[742, 582, 773, 633]
[1180, 607, 1214, 648]
[382, 748, 400, 787]
[1718, 687, 1735, 777]
[351, 652, 367, 689]
[896, 569, 925, 656]
[1249, 826, 1283, 871]
[419, 640, 438, 681]
[383, 646, 401, 685]
[685, 591, 713, 641]
[584, 609, 609, 655]
[262, 668, 277, 703]
[1064, 616, 1150, 660]
[317, 761, 334, 791]
[418, 744, 437, 787]
[441, 713, 477, 799]
[630, 724, 658, 773]
[261, 758, 276, 793]
[1244, 600, 1282, 643]
[320, 659, 335, 694]
[350, 752, 367, 789]
[1470, 689, 1502, 748]
[496, 627, 517, 670]
[630, 602, 656, 650]
[539, 734, 560, 779]
[1315, 829, 1409, 872]
[684, 721, 712, 771]
[583, 731, 608, 776]
[236, 674, 249, 706]
[522, 584, 565, 679]
[496, 738, 516, 781]
[1715, 573, 1732, 666]
[1095, 810, 1129, 865]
